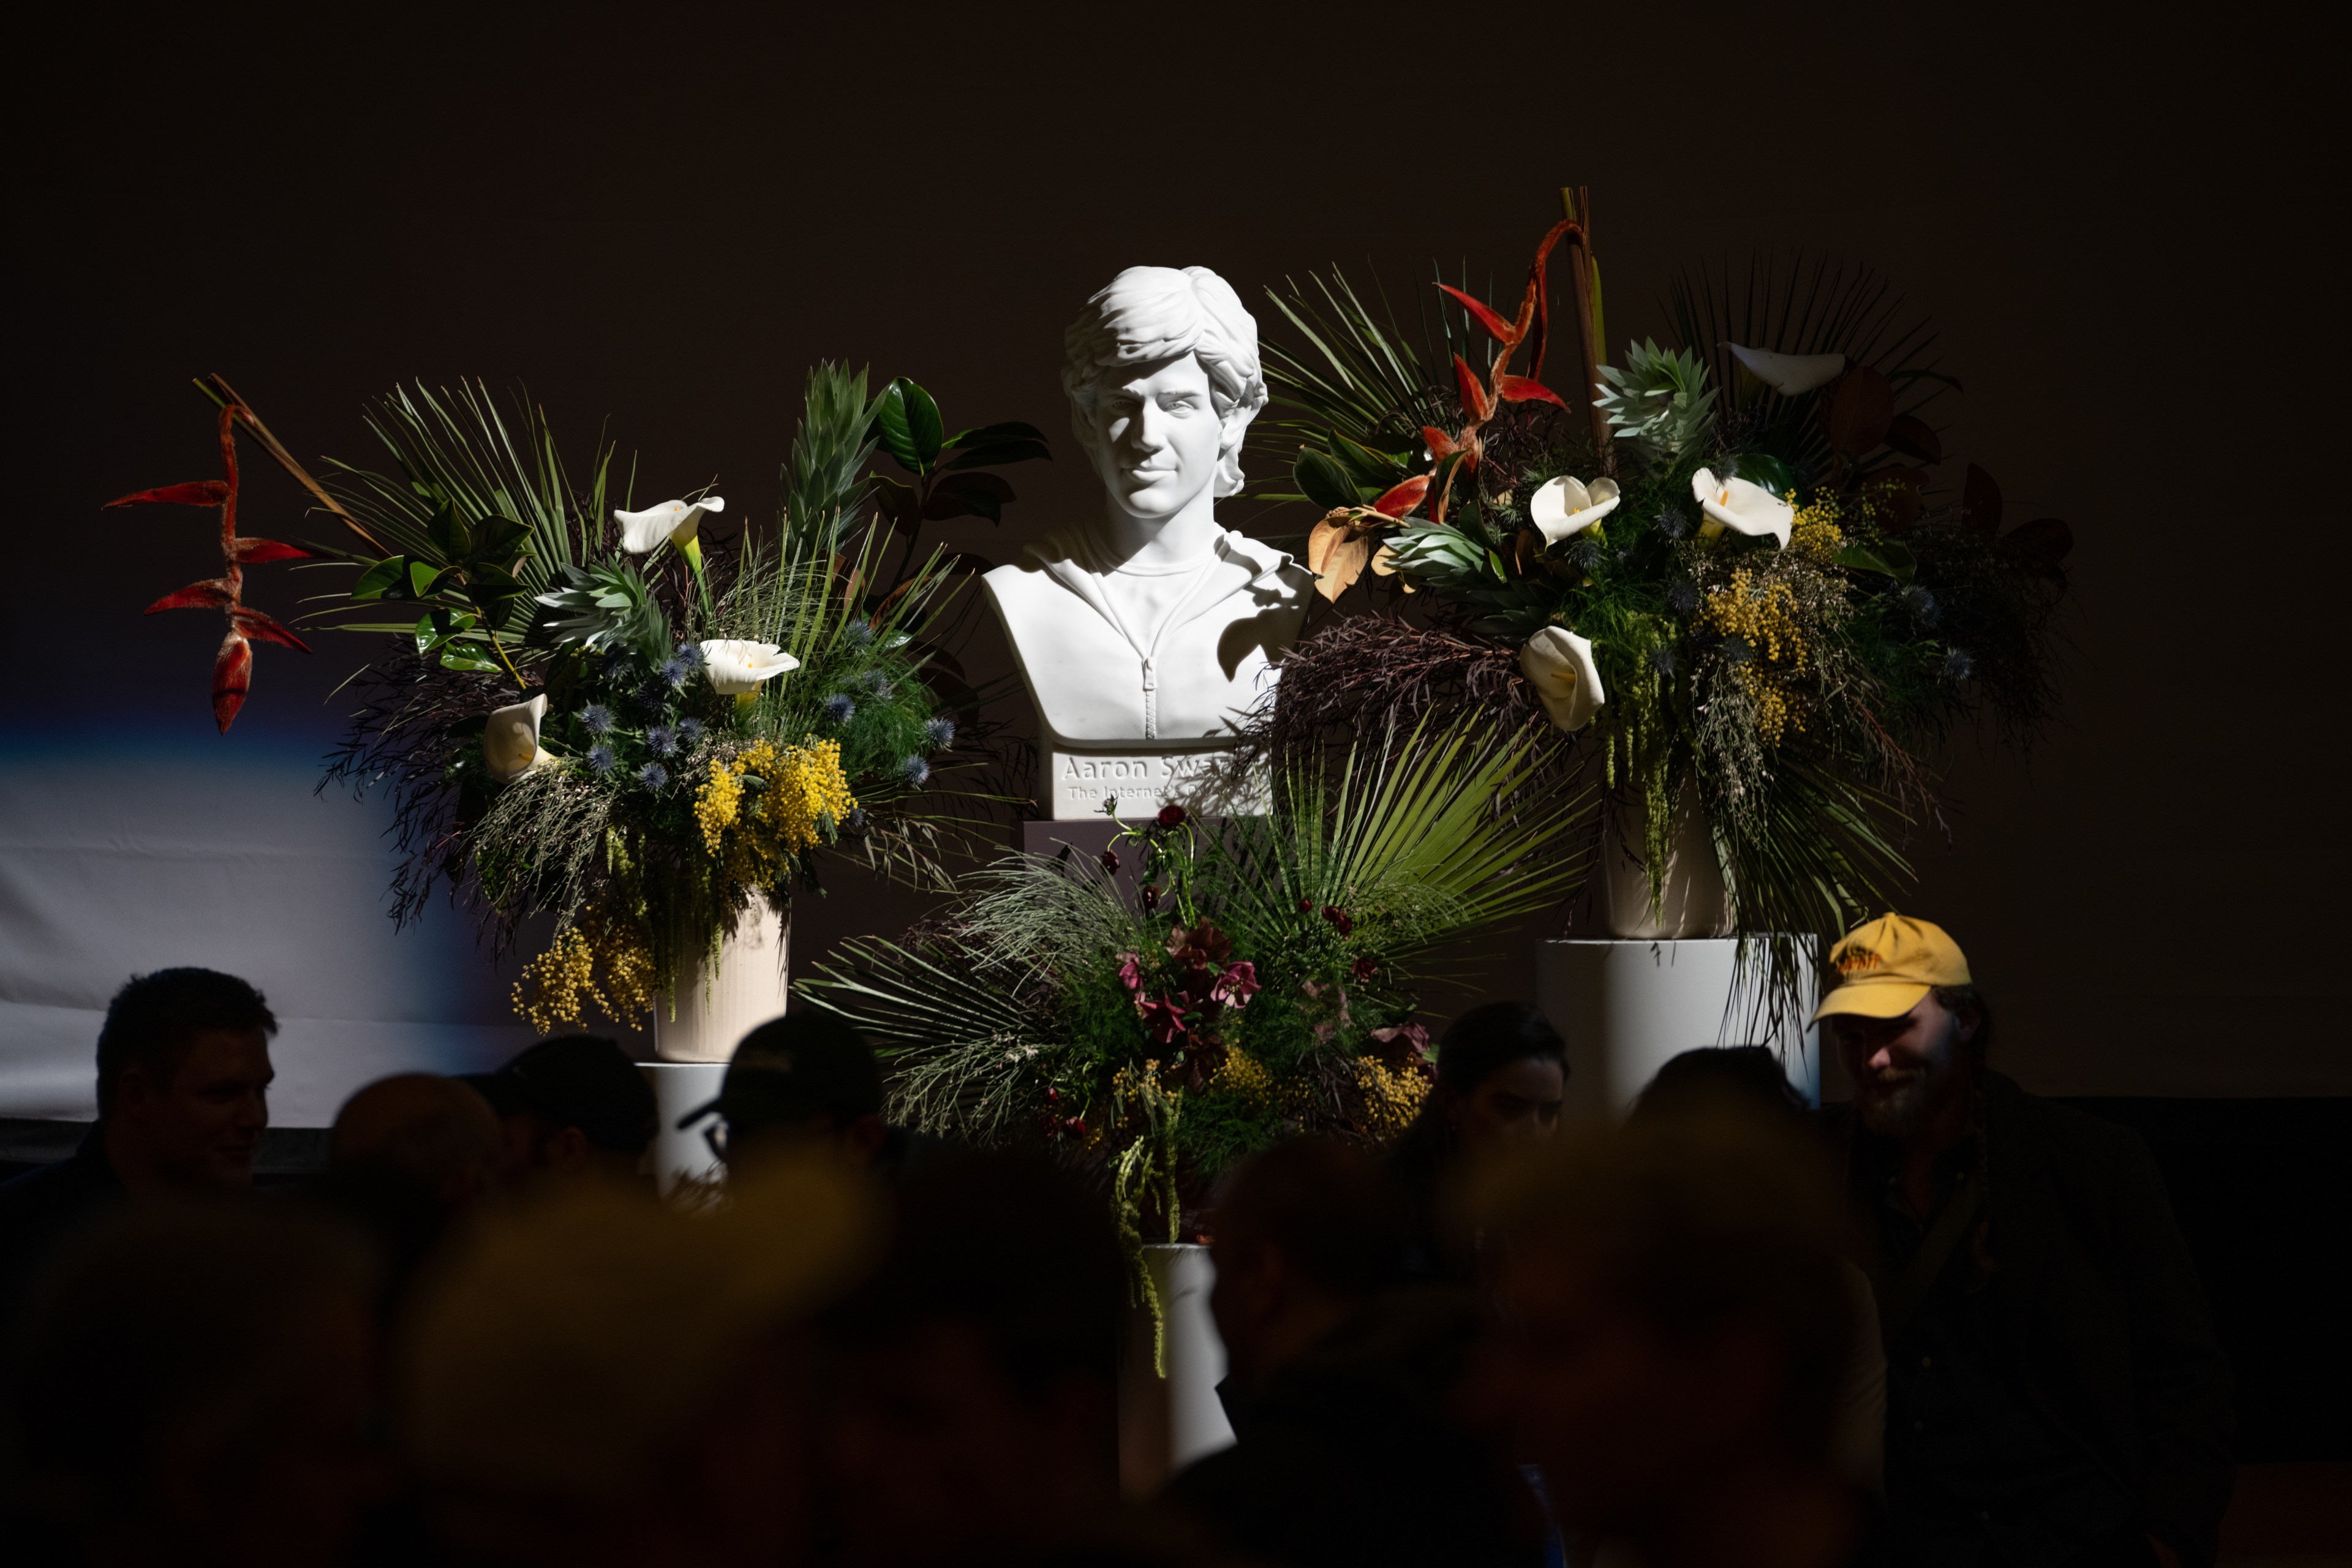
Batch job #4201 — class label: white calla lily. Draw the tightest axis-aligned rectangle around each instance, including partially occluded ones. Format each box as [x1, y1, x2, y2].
[1692, 469, 1794, 549]
[614, 496, 725, 556]
[1519, 626, 1607, 734]
[484, 695, 558, 782]
[1529, 475, 1621, 545]
[1725, 344, 1846, 396]
[699, 639, 799, 696]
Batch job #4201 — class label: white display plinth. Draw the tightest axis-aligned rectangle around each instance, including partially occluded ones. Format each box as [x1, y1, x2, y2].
[1117, 1242, 1235, 1498]
[1534, 938, 1820, 1120]
[640, 1061, 727, 1196]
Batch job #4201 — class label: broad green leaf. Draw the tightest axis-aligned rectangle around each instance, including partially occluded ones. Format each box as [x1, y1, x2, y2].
[901, 382, 945, 468]
[408, 560, 448, 599]
[1326, 432, 1408, 488]
[425, 503, 472, 560]
[439, 647, 502, 673]
[943, 439, 1051, 472]
[1731, 451, 1795, 499]
[1835, 542, 1917, 579]
[350, 557, 405, 601]
[873, 382, 923, 473]
[946, 420, 1049, 448]
[1294, 450, 1360, 512]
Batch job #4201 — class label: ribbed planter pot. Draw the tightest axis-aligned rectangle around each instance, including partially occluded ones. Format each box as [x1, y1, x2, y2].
[652, 899, 790, 1065]
[1597, 782, 1733, 940]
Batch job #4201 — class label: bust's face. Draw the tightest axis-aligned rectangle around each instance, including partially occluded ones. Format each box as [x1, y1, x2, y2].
[1084, 353, 1226, 523]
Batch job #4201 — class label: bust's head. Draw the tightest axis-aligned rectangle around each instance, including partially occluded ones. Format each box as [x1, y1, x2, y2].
[1063, 266, 1267, 528]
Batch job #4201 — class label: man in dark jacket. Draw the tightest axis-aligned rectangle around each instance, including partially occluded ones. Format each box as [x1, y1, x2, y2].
[1817, 914, 2233, 1568]
[0, 968, 277, 1325]
[1166, 1136, 1540, 1568]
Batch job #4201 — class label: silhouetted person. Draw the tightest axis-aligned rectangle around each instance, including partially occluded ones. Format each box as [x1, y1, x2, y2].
[1167, 1137, 1540, 1568]
[2, 1200, 391, 1568]
[471, 1035, 655, 1193]
[687, 1012, 939, 1180]
[331, 1072, 502, 1208]
[0, 968, 277, 1326]
[1817, 915, 2233, 1568]
[1384, 1001, 1566, 1281]
[399, 1156, 878, 1567]
[1471, 1112, 1882, 1568]
[824, 1150, 1127, 1566]
[1633, 1046, 1889, 1495]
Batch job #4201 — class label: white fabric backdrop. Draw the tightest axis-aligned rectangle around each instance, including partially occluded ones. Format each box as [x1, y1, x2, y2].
[0, 735, 544, 1126]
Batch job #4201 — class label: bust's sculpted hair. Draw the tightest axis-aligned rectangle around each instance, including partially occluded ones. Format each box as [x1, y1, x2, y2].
[1063, 265, 1267, 499]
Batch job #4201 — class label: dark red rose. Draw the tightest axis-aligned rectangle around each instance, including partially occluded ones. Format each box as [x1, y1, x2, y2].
[1322, 905, 1354, 937]
[1298, 899, 1314, 914]
[1156, 804, 1188, 829]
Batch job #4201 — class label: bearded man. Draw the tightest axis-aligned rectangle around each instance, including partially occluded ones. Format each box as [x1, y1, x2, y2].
[1817, 915, 2234, 1568]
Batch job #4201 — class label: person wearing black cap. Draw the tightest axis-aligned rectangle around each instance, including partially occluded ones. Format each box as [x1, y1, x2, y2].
[685, 1013, 937, 1181]
[472, 1036, 657, 1194]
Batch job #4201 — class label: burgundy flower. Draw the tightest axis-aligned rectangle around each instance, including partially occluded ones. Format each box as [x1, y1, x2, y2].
[1322, 905, 1354, 937]
[1156, 803, 1188, 829]
[1117, 951, 1145, 993]
[1099, 848, 1120, 873]
[1213, 960, 1261, 1008]
[1141, 884, 1160, 911]
[1352, 955, 1379, 981]
[1139, 997, 1189, 1047]
[1298, 899, 1314, 914]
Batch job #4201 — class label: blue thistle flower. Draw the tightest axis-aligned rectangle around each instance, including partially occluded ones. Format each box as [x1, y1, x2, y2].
[1656, 505, 1692, 540]
[676, 642, 706, 672]
[861, 668, 892, 696]
[636, 761, 670, 790]
[1667, 581, 1701, 616]
[1565, 537, 1604, 572]
[1902, 584, 1939, 626]
[581, 704, 615, 736]
[900, 754, 931, 788]
[1943, 647, 1975, 682]
[586, 744, 617, 775]
[924, 716, 957, 748]
[676, 717, 706, 744]
[646, 724, 678, 757]
[842, 807, 868, 833]
[1721, 635, 1755, 666]
[660, 657, 690, 689]
[823, 693, 856, 724]
[1649, 644, 1680, 676]
[842, 619, 875, 648]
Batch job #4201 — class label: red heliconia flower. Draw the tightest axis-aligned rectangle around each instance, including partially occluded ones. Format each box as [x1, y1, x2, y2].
[1156, 803, 1188, 829]
[109, 400, 311, 732]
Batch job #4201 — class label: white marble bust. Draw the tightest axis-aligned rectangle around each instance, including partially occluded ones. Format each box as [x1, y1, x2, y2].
[984, 266, 1312, 777]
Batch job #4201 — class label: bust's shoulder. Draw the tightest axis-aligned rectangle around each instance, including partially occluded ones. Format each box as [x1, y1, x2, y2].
[983, 534, 1085, 599]
[1219, 530, 1313, 600]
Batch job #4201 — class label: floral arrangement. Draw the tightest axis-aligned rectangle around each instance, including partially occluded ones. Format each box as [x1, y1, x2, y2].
[800, 718, 1588, 1269]
[118, 370, 1046, 1028]
[1256, 192, 2071, 1020]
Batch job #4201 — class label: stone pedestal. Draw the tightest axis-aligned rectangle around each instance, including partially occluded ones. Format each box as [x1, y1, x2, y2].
[640, 1061, 727, 1196]
[1044, 746, 1267, 821]
[1534, 938, 1820, 1120]
[1117, 1242, 1235, 1498]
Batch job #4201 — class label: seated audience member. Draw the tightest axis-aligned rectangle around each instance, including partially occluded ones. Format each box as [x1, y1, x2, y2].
[472, 1035, 655, 1191]
[2, 1201, 390, 1568]
[1471, 1112, 1880, 1568]
[1384, 1001, 1567, 1280]
[400, 1156, 877, 1567]
[1816, 914, 2233, 1568]
[330, 1072, 502, 1207]
[824, 1150, 1128, 1566]
[1632, 1046, 1888, 1496]
[690, 1012, 937, 1180]
[1167, 1136, 1540, 1568]
[0, 968, 276, 1322]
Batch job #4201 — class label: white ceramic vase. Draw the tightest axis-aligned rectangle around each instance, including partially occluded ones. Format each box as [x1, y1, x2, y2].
[1115, 1243, 1235, 1498]
[1597, 780, 1733, 940]
[652, 899, 790, 1064]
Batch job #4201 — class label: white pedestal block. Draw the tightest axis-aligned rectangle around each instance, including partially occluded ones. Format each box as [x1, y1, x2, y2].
[1534, 938, 1820, 1120]
[1116, 1242, 1235, 1498]
[640, 1061, 727, 1196]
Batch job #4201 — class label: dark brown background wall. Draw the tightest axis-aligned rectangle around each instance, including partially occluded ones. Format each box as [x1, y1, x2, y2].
[11, 1, 2342, 1095]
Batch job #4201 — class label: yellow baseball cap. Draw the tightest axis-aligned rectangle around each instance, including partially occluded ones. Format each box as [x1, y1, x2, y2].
[1812, 913, 1971, 1022]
